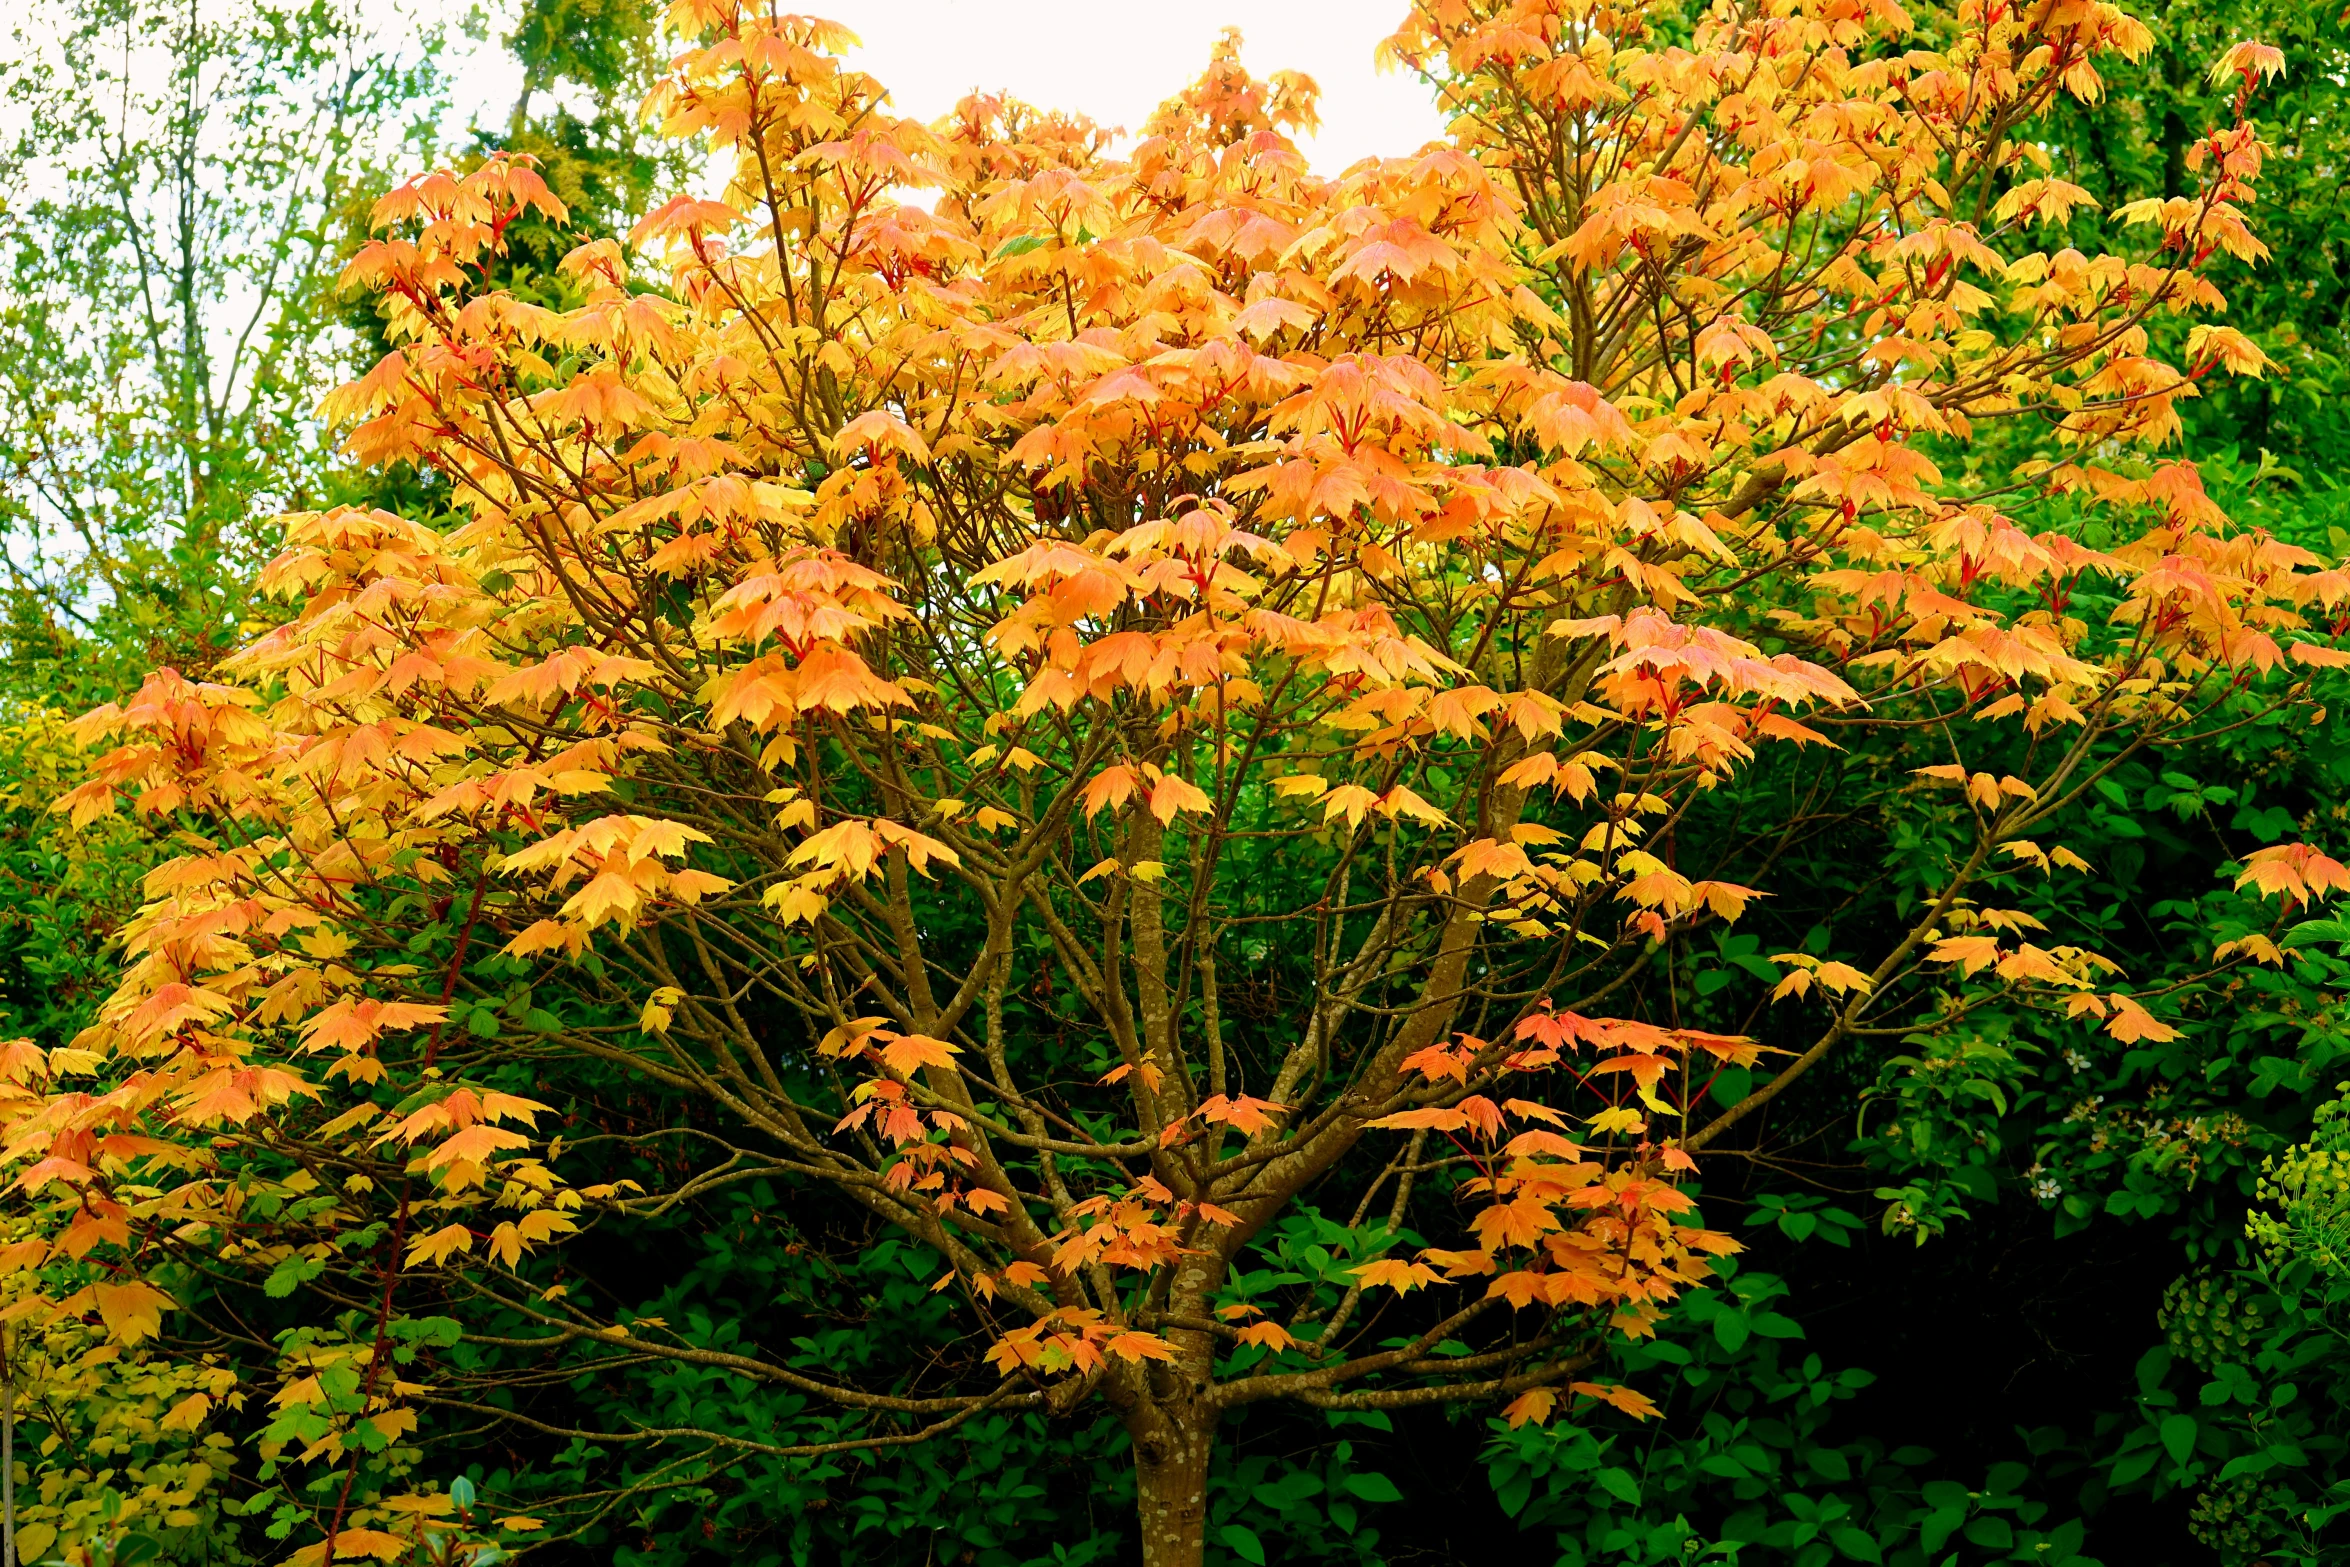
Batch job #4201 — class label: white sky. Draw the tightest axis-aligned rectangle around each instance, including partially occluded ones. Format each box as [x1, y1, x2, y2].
[452, 1, 1450, 175]
[824, 1, 1448, 171]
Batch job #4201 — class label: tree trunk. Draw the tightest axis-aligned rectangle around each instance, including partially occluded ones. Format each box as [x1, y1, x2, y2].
[1133, 1408, 1215, 1567]
[2158, 43, 2190, 201]
[3, 1322, 14, 1567]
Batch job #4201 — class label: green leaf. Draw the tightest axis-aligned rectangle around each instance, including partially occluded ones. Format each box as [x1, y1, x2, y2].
[2218, 1452, 2276, 1482]
[1962, 1515, 2013, 1549]
[2282, 918, 2350, 950]
[1217, 1524, 1265, 1565]
[1344, 1472, 1403, 1504]
[1918, 1508, 1966, 1554]
[1919, 1480, 1967, 1510]
[389, 1315, 464, 1347]
[264, 1254, 325, 1299]
[1830, 1526, 1883, 1563]
[2159, 1413, 2198, 1466]
[1596, 1466, 1643, 1505]
[1252, 1470, 1319, 1509]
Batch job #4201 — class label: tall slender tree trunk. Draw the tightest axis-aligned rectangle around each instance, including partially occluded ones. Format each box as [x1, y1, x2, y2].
[4, 1322, 15, 1567]
[1132, 1406, 1214, 1567]
[2158, 42, 2191, 200]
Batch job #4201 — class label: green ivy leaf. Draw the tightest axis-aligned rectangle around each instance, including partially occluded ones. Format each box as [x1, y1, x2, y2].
[2159, 1413, 2198, 1467]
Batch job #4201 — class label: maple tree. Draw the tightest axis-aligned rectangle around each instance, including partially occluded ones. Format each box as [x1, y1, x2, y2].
[6, 0, 2349, 1562]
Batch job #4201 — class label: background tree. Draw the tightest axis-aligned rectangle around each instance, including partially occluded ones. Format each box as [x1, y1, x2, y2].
[2037, 0, 2350, 464]
[491, 0, 686, 279]
[0, 0, 448, 704]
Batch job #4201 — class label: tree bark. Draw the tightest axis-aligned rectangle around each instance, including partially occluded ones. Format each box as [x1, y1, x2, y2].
[4, 1322, 15, 1567]
[1132, 1404, 1215, 1567]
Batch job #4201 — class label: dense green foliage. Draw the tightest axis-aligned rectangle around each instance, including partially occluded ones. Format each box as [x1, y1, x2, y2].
[6, 0, 2350, 1564]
